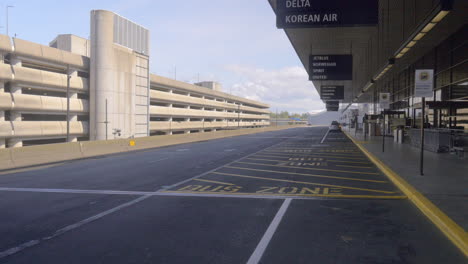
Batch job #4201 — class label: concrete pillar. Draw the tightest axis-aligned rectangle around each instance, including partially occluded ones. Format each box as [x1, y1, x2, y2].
[167, 131, 173, 135]
[0, 82, 4, 121]
[90, 10, 152, 140]
[9, 83, 22, 147]
[68, 70, 79, 127]
[67, 69, 78, 144]
[8, 138, 22, 148]
[185, 130, 190, 134]
[90, 10, 114, 141]
[0, 83, 5, 148]
[11, 57, 22, 67]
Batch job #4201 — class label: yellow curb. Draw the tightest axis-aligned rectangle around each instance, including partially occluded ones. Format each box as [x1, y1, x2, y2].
[343, 130, 468, 257]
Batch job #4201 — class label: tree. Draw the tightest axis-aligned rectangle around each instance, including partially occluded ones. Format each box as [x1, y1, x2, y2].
[270, 111, 309, 119]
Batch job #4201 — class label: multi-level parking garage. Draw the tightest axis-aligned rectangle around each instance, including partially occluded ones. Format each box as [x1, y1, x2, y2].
[0, 36, 90, 148]
[0, 10, 270, 148]
[150, 76, 270, 136]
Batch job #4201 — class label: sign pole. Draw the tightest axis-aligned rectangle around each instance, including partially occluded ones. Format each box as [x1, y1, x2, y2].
[414, 69, 433, 175]
[382, 111, 385, 153]
[420, 97, 425, 176]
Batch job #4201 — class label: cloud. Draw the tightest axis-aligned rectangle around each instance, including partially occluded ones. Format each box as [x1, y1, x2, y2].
[226, 65, 325, 113]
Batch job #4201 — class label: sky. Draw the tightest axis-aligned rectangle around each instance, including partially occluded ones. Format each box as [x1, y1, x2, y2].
[1, 0, 325, 113]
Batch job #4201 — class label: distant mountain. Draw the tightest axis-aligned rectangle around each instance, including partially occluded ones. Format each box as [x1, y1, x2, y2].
[307, 111, 341, 125]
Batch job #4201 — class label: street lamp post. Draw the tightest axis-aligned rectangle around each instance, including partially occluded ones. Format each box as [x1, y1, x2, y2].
[6, 5, 14, 36]
[237, 104, 240, 129]
[66, 65, 70, 142]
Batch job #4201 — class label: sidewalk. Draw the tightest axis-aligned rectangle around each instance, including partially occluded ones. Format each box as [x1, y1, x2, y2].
[345, 128, 468, 231]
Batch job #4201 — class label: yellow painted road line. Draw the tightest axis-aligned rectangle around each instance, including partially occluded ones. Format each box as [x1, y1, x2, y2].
[267, 150, 363, 157]
[326, 159, 373, 165]
[194, 179, 235, 186]
[252, 154, 372, 165]
[246, 157, 304, 163]
[336, 164, 374, 169]
[224, 166, 387, 183]
[211, 172, 397, 194]
[162, 190, 407, 200]
[272, 148, 361, 153]
[343, 131, 468, 257]
[261, 151, 368, 160]
[246, 157, 376, 170]
[234, 161, 380, 175]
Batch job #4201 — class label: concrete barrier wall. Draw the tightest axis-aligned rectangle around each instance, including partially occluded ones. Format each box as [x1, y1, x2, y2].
[0, 125, 305, 171]
[8, 142, 83, 169]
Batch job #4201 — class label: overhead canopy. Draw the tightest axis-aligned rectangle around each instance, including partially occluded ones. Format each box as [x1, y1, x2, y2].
[268, 0, 377, 104]
[268, 0, 468, 108]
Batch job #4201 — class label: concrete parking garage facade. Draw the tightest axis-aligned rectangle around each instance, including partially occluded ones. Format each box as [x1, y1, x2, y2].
[0, 10, 270, 148]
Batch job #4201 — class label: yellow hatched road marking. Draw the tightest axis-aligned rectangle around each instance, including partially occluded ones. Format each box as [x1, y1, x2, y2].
[246, 157, 375, 170]
[273, 147, 361, 153]
[211, 172, 397, 194]
[262, 151, 367, 160]
[268, 149, 363, 156]
[224, 166, 387, 183]
[246, 157, 314, 163]
[272, 147, 360, 151]
[234, 161, 380, 175]
[252, 154, 372, 165]
[162, 190, 407, 200]
[326, 159, 373, 165]
[194, 179, 235, 185]
[337, 164, 374, 169]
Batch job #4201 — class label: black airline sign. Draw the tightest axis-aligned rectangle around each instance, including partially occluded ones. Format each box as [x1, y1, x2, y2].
[320, 85, 344, 100]
[276, 0, 378, 28]
[326, 101, 340, 111]
[309, 55, 352, 81]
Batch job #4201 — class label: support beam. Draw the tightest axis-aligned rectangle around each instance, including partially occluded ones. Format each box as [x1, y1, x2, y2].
[9, 82, 23, 147]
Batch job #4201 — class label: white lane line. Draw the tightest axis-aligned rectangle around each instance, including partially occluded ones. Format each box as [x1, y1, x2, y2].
[176, 149, 189, 152]
[246, 198, 292, 264]
[0, 187, 154, 196]
[0, 195, 151, 259]
[320, 129, 330, 144]
[148, 158, 168, 163]
[0, 131, 299, 259]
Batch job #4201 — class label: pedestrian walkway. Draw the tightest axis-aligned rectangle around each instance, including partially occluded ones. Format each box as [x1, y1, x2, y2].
[344, 128, 468, 231]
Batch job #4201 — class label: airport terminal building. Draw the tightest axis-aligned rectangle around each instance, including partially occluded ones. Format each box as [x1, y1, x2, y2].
[270, 0, 468, 132]
[0, 10, 270, 148]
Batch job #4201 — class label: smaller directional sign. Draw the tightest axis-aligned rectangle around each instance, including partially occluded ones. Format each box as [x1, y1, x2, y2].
[309, 55, 352, 81]
[326, 101, 339, 111]
[320, 85, 344, 100]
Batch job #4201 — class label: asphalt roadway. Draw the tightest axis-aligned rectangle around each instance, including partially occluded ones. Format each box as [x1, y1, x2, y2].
[0, 127, 465, 263]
